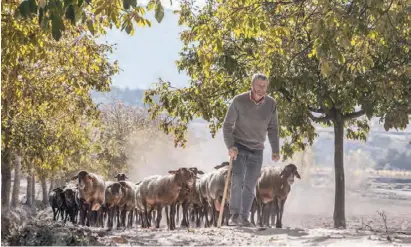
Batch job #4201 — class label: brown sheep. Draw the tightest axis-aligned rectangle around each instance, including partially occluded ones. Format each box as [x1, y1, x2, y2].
[197, 162, 231, 227]
[176, 167, 204, 228]
[135, 175, 160, 228]
[71, 170, 106, 227]
[255, 164, 301, 228]
[142, 168, 197, 230]
[117, 181, 137, 228]
[103, 181, 125, 229]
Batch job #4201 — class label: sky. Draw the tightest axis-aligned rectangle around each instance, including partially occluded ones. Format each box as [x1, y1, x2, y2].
[98, 0, 205, 90]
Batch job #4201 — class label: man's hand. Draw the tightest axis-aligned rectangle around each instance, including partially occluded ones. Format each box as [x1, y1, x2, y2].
[228, 147, 238, 160]
[272, 153, 280, 162]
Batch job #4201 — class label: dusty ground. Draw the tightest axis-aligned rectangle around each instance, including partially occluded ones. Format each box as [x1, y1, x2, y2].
[3, 171, 411, 246]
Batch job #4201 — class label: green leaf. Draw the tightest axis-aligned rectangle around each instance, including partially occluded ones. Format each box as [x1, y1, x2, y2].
[130, 0, 137, 8]
[19, 1, 31, 17]
[147, 0, 155, 11]
[123, 0, 130, 10]
[28, 0, 38, 14]
[64, 0, 74, 7]
[154, 0, 164, 23]
[125, 21, 133, 34]
[87, 19, 95, 35]
[51, 14, 64, 41]
[65, 4, 76, 25]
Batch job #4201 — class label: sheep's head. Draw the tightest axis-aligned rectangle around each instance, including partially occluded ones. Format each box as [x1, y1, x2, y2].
[63, 187, 76, 205]
[189, 167, 205, 178]
[280, 164, 301, 185]
[169, 167, 196, 189]
[114, 173, 129, 181]
[110, 182, 124, 199]
[52, 187, 65, 193]
[71, 170, 95, 190]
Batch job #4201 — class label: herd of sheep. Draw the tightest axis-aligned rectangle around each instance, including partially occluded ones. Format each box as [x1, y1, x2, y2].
[49, 162, 301, 230]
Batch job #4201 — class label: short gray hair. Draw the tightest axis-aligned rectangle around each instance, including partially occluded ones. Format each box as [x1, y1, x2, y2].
[251, 73, 269, 85]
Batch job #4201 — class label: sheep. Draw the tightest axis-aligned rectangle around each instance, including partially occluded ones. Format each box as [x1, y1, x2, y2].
[197, 162, 231, 227]
[142, 168, 197, 230]
[71, 170, 106, 227]
[117, 180, 137, 228]
[255, 164, 301, 228]
[134, 181, 146, 227]
[187, 178, 210, 228]
[103, 181, 125, 230]
[135, 176, 159, 228]
[62, 185, 79, 224]
[49, 186, 65, 221]
[176, 167, 205, 228]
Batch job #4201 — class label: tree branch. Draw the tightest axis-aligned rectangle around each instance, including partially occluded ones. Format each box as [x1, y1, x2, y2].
[343, 109, 366, 120]
[277, 86, 325, 114]
[308, 106, 324, 114]
[308, 112, 333, 123]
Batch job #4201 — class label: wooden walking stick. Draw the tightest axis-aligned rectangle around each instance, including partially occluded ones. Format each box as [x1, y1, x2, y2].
[217, 156, 233, 228]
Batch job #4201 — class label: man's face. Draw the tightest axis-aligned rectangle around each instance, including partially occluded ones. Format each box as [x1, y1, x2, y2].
[252, 79, 268, 98]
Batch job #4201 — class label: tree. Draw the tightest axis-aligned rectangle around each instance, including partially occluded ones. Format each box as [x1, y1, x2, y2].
[16, 0, 167, 41]
[1, 0, 118, 209]
[144, 0, 410, 228]
[97, 100, 160, 176]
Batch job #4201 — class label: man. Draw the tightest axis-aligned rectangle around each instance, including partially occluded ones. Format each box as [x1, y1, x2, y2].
[222, 73, 280, 227]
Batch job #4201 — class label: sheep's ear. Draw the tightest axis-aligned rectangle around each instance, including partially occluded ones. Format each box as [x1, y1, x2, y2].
[168, 170, 177, 174]
[295, 171, 301, 179]
[197, 170, 204, 175]
[125, 175, 129, 179]
[214, 162, 229, 169]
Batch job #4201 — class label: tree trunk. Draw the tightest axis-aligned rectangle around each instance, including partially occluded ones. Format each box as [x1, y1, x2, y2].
[1, 149, 12, 210]
[32, 172, 36, 203]
[11, 154, 22, 207]
[26, 176, 33, 206]
[41, 176, 48, 206]
[26, 161, 34, 207]
[333, 116, 346, 228]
